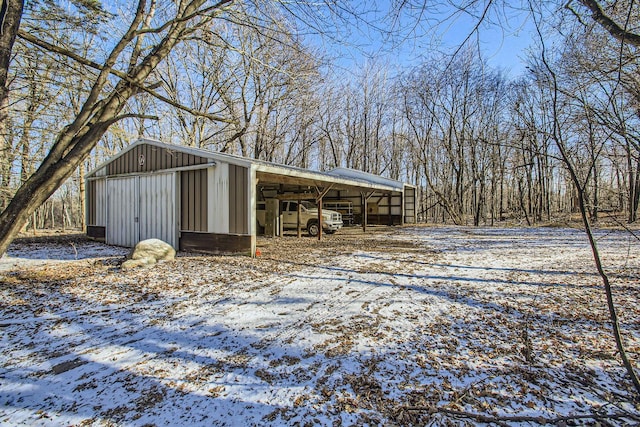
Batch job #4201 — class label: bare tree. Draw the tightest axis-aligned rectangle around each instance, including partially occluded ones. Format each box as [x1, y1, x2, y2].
[558, 11, 640, 222]
[531, 3, 640, 396]
[399, 48, 510, 225]
[0, 0, 237, 256]
[156, 39, 230, 148]
[317, 81, 346, 169]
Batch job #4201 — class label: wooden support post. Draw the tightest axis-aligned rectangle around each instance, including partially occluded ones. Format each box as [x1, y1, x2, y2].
[400, 191, 405, 226]
[315, 184, 334, 241]
[362, 193, 367, 233]
[265, 199, 279, 238]
[361, 191, 375, 233]
[297, 198, 301, 238]
[318, 197, 323, 241]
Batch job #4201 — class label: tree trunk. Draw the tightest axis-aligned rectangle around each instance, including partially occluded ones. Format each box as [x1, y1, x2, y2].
[0, 0, 24, 123]
[0, 121, 108, 253]
[79, 163, 86, 232]
[573, 175, 640, 396]
[0, 1, 25, 211]
[538, 34, 640, 396]
[630, 156, 640, 223]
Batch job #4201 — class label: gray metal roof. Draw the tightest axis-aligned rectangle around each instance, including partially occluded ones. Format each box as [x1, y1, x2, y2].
[89, 138, 411, 193]
[327, 167, 412, 190]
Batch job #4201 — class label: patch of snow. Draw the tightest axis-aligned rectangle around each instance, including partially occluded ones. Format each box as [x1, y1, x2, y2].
[0, 240, 127, 272]
[0, 227, 638, 425]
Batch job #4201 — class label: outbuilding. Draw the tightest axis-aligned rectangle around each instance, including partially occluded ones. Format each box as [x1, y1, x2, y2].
[86, 138, 416, 255]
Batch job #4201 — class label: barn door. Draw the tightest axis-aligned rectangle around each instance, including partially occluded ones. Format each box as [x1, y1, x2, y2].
[106, 176, 139, 248]
[106, 173, 177, 248]
[139, 173, 176, 248]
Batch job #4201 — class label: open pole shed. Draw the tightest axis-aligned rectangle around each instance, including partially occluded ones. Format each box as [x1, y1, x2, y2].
[86, 138, 416, 255]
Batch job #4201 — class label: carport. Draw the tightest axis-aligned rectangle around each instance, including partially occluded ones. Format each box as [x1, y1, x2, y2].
[253, 163, 416, 240]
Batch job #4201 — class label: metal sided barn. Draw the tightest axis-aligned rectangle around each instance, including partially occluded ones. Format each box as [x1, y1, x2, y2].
[85, 138, 416, 255]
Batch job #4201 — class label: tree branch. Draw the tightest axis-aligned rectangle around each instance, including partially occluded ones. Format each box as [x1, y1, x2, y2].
[578, 0, 640, 46]
[134, 0, 234, 36]
[17, 30, 235, 124]
[138, 84, 236, 124]
[107, 113, 158, 124]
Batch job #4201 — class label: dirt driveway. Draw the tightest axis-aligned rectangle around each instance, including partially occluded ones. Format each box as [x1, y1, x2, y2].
[1, 226, 639, 426]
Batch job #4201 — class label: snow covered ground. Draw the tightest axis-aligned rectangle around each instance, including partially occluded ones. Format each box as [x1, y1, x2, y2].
[0, 226, 639, 426]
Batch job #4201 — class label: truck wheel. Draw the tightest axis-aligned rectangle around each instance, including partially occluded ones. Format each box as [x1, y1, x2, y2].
[307, 221, 319, 237]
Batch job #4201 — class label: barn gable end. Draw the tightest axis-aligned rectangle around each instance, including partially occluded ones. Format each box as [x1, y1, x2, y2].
[86, 139, 252, 255]
[106, 143, 210, 175]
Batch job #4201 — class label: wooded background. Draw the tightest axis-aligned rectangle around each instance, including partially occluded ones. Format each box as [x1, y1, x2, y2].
[1, 0, 638, 232]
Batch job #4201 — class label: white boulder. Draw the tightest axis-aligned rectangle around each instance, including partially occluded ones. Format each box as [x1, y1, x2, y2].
[121, 238, 176, 269]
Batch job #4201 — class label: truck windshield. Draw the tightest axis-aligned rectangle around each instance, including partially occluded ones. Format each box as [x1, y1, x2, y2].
[300, 201, 316, 209]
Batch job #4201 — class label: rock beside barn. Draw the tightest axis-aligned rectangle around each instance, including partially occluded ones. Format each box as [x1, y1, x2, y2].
[121, 238, 176, 269]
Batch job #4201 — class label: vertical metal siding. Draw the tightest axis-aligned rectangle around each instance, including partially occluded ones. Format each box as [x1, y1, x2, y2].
[106, 173, 177, 248]
[180, 169, 208, 232]
[106, 177, 139, 247]
[200, 169, 208, 231]
[200, 168, 207, 227]
[181, 170, 189, 229]
[95, 179, 106, 226]
[229, 166, 237, 232]
[139, 173, 177, 248]
[228, 164, 248, 234]
[194, 169, 202, 229]
[208, 164, 229, 234]
[404, 186, 416, 223]
[107, 143, 209, 175]
[87, 180, 96, 225]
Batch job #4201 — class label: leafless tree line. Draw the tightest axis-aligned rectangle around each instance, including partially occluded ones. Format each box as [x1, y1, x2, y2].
[0, 0, 638, 234]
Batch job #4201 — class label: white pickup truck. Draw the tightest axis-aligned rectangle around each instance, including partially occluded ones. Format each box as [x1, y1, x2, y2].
[257, 200, 343, 236]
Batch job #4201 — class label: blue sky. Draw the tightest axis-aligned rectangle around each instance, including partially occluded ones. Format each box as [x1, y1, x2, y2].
[324, 1, 537, 79]
[435, 5, 537, 77]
